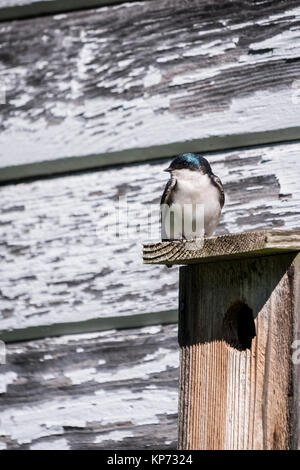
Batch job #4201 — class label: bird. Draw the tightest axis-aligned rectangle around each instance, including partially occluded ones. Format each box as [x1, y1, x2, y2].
[160, 153, 224, 240]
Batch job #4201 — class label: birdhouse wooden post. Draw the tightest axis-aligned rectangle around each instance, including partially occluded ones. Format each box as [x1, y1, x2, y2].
[143, 230, 300, 450]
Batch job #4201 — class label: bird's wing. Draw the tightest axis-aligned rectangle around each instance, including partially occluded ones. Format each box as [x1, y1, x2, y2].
[160, 176, 177, 243]
[160, 176, 177, 206]
[211, 174, 225, 208]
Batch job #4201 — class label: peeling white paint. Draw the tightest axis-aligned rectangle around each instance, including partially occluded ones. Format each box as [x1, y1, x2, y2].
[1, 6, 299, 168]
[182, 38, 238, 58]
[118, 59, 134, 69]
[0, 81, 298, 169]
[53, 14, 67, 20]
[94, 429, 134, 444]
[0, 371, 17, 394]
[240, 29, 300, 64]
[0, 143, 299, 332]
[30, 438, 70, 450]
[0, 324, 178, 447]
[0, 387, 178, 444]
[156, 53, 180, 63]
[10, 95, 31, 107]
[43, 373, 55, 381]
[43, 354, 53, 361]
[143, 66, 162, 88]
[140, 326, 162, 335]
[170, 67, 220, 85]
[65, 367, 97, 385]
[50, 331, 117, 344]
[258, 6, 300, 25]
[246, 186, 264, 191]
[65, 347, 178, 386]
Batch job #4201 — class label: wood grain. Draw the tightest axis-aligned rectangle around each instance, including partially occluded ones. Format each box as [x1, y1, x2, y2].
[0, 142, 300, 337]
[143, 230, 300, 265]
[178, 253, 298, 450]
[291, 255, 300, 450]
[0, 323, 178, 450]
[1, 0, 300, 179]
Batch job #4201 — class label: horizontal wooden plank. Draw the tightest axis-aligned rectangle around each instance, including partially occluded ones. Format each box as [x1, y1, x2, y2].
[1, 0, 300, 180]
[0, 309, 178, 343]
[2, 130, 300, 185]
[3, 130, 300, 185]
[0, 141, 300, 338]
[0, 323, 178, 450]
[0, 1, 136, 21]
[143, 230, 300, 266]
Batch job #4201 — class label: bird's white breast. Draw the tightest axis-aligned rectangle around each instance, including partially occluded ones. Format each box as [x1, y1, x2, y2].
[170, 169, 221, 237]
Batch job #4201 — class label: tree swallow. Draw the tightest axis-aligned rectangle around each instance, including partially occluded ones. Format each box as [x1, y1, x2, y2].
[160, 153, 224, 240]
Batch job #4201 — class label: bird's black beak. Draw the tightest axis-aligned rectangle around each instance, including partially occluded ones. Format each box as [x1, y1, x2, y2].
[164, 167, 172, 172]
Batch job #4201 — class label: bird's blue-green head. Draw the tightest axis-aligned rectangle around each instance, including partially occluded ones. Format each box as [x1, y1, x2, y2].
[164, 153, 212, 174]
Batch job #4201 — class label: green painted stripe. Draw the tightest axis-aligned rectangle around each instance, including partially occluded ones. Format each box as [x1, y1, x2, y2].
[0, 1, 138, 22]
[1, 129, 300, 184]
[0, 310, 178, 343]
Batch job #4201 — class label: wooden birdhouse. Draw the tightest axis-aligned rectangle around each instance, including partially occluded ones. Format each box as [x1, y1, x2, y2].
[144, 230, 300, 450]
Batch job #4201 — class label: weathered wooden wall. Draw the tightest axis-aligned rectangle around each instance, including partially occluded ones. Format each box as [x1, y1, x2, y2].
[1, 0, 300, 180]
[0, 0, 300, 450]
[0, 324, 178, 450]
[0, 142, 300, 340]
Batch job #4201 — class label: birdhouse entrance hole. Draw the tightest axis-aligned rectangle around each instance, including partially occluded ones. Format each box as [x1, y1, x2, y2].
[223, 301, 256, 351]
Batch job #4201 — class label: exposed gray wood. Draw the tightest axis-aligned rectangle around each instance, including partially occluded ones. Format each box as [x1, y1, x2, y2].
[1, 1, 300, 179]
[0, 1, 139, 22]
[178, 253, 299, 450]
[0, 323, 178, 450]
[0, 142, 300, 337]
[143, 230, 300, 265]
